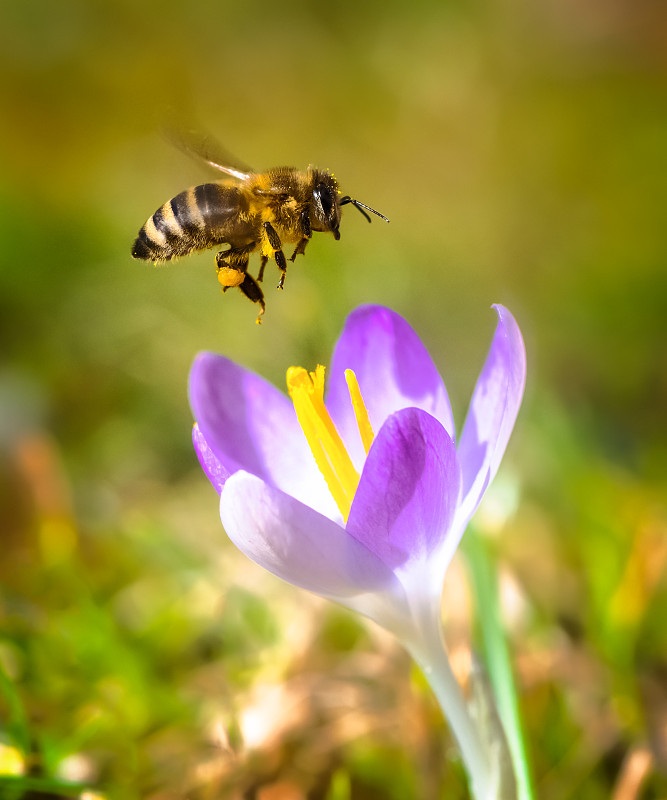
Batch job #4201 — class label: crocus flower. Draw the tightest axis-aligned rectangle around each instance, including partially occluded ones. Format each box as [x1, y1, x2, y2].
[189, 304, 525, 800]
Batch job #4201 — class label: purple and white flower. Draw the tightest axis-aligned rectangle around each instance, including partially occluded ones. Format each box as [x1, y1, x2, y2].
[189, 304, 524, 636]
[189, 304, 525, 799]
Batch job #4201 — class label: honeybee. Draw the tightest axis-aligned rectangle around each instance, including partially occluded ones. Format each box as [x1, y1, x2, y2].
[131, 132, 388, 323]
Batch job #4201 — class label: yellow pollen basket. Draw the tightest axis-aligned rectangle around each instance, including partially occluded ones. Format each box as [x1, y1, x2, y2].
[286, 365, 374, 522]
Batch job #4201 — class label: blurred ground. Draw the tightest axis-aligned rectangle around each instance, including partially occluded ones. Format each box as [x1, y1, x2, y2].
[1, 0, 666, 797]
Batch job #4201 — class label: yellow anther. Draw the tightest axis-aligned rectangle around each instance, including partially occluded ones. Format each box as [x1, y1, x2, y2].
[287, 365, 360, 521]
[344, 369, 375, 455]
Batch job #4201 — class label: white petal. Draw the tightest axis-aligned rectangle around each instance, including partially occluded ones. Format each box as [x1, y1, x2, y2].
[220, 472, 404, 602]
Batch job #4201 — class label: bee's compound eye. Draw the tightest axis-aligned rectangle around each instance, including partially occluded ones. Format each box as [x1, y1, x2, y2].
[314, 182, 334, 218]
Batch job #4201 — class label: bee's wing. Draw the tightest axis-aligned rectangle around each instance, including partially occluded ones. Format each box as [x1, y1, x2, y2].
[163, 126, 254, 181]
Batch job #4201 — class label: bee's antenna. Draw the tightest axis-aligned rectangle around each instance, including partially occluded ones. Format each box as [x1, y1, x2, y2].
[340, 196, 389, 223]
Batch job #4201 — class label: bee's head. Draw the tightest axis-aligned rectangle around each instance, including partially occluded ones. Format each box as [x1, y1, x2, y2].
[310, 170, 342, 239]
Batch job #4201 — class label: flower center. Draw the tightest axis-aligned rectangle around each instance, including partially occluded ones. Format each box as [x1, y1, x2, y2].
[286, 365, 374, 522]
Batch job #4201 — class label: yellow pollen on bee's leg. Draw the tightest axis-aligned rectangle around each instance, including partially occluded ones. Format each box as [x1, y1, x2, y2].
[217, 267, 245, 288]
[287, 365, 360, 521]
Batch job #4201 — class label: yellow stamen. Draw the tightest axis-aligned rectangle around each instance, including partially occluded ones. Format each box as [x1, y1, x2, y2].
[287, 365, 360, 521]
[345, 369, 375, 455]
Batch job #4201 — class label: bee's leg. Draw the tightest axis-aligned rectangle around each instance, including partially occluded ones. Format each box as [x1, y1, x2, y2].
[290, 238, 309, 261]
[290, 209, 312, 262]
[215, 244, 255, 292]
[257, 255, 268, 283]
[238, 272, 266, 324]
[275, 250, 288, 289]
[262, 221, 288, 289]
[216, 249, 247, 292]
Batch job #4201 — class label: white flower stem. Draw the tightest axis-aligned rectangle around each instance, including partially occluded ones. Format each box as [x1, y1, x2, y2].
[405, 610, 497, 800]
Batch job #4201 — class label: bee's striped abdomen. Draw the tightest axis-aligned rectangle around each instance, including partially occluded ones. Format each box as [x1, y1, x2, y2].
[132, 187, 206, 262]
[132, 183, 254, 262]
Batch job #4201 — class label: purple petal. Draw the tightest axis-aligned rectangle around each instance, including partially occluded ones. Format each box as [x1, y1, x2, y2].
[346, 408, 462, 571]
[220, 472, 403, 598]
[189, 353, 338, 517]
[193, 423, 229, 494]
[457, 305, 526, 524]
[326, 306, 455, 468]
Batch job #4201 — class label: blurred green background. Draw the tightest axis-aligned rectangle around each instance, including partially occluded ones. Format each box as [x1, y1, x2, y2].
[1, 0, 666, 798]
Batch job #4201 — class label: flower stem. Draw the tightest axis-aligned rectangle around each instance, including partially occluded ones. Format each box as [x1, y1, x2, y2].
[405, 612, 497, 800]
